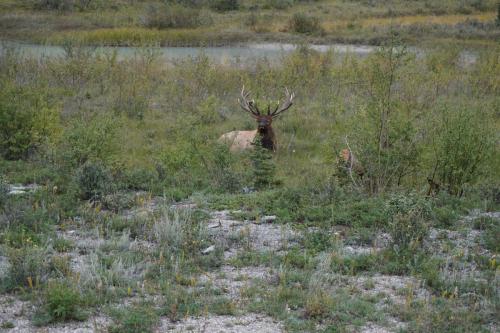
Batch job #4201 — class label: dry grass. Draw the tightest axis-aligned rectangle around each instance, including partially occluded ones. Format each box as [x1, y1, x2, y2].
[323, 12, 497, 31]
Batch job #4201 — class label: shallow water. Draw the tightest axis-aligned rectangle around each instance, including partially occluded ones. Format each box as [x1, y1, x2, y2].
[0, 41, 378, 63]
[0, 41, 477, 66]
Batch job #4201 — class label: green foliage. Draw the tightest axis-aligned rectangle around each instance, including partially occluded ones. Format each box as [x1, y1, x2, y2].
[52, 236, 75, 253]
[31, 0, 114, 11]
[1, 246, 51, 291]
[0, 84, 59, 160]
[75, 161, 113, 201]
[348, 39, 421, 194]
[58, 114, 118, 168]
[143, 3, 206, 29]
[109, 304, 159, 333]
[431, 105, 495, 196]
[210, 0, 239, 12]
[432, 205, 460, 228]
[262, 0, 294, 9]
[480, 217, 499, 252]
[251, 141, 276, 190]
[397, 297, 493, 333]
[0, 175, 8, 208]
[209, 144, 242, 193]
[33, 0, 77, 11]
[161, 286, 202, 320]
[331, 197, 386, 228]
[497, 2, 500, 26]
[0, 321, 14, 329]
[385, 193, 431, 251]
[303, 230, 334, 253]
[210, 297, 236, 315]
[195, 95, 222, 124]
[151, 208, 220, 270]
[330, 253, 379, 275]
[288, 13, 323, 34]
[34, 281, 87, 325]
[120, 168, 158, 191]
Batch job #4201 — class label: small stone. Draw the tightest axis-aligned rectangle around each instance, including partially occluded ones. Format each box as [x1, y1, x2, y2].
[202, 245, 215, 255]
[8, 184, 39, 195]
[428, 229, 439, 240]
[208, 222, 221, 228]
[259, 215, 276, 224]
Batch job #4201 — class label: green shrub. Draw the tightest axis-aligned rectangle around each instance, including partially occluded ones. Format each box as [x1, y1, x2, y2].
[0, 84, 59, 160]
[262, 0, 293, 9]
[121, 168, 158, 191]
[497, 2, 500, 26]
[251, 141, 276, 190]
[101, 192, 135, 212]
[209, 144, 242, 193]
[75, 161, 113, 201]
[109, 304, 159, 333]
[433, 206, 459, 228]
[0, 322, 14, 329]
[32, 0, 106, 11]
[385, 193, 431, 251]
[210, 0, 239, 12]
[0, 176, 8, 208]
[431, 105, 495, 196]
[330, 253, 378, 275]
[34, 281, 87, 326]
[303, 230, 333, 253]
[288, 13, 323, 34]
[195, 95, 222, 124]
[2, 247, 51, 292]
[52, 237, 75, 253]
[33, 0, 75, 11]
[161, 284, 203, 321]
[143, 4, 205, 29]
[481, 217, 499, 252]
[348, 41, 421, 194]
[210, 297, 236, 315]
[58, 114, 118, 168]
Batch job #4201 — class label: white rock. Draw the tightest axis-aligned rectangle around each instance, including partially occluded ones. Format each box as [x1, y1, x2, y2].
[8, 184, 39, 195]
[258, 215, 277, 224]
[202, 245, 215, 254]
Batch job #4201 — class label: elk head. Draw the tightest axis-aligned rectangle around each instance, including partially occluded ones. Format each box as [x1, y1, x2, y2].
[238, 86, 295, 151]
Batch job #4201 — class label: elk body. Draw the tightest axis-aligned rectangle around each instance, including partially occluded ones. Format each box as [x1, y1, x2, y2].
[218, 87, 295, 152]
[339, 148, 364, 178]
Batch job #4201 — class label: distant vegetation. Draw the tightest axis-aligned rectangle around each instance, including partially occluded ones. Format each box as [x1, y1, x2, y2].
[0, 0, 498, 46]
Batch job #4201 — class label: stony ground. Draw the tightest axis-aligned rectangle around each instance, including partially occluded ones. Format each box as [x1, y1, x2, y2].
[1, 191, 498, 332]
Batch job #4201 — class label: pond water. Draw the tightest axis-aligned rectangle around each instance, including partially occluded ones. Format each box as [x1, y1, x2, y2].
[0, 41, 377, 63]
[0, 41, 477, 65]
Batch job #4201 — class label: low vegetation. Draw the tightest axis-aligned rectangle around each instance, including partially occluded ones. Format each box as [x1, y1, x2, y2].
[0, 0, 499, 46]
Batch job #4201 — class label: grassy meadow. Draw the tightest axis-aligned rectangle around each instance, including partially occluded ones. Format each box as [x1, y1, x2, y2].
[0, 2, 500, 332]
[0, 0, 499, 47]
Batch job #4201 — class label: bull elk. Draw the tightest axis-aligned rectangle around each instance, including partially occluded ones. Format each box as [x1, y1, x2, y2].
[218, 86, 295, 152]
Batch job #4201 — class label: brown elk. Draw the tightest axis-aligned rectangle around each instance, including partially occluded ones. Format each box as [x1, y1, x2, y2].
[339, 148, 364, 178]
[218, 86, 295, 152]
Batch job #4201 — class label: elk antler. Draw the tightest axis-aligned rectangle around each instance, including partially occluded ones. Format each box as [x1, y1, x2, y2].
[271, 88, 295, 118]
[238, 86, 261, 117]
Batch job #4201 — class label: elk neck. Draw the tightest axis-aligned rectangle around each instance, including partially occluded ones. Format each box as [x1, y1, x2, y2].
[257, 125, 275, 150]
